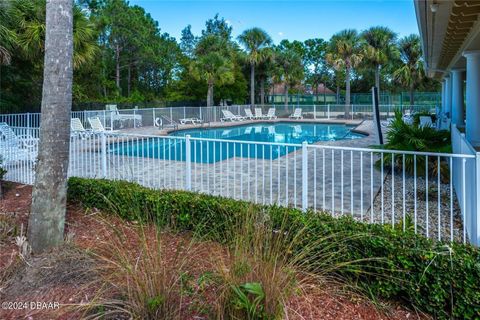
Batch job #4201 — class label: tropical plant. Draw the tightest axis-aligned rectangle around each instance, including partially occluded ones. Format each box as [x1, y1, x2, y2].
[361, 26, 398, 93]
[238, 28, 272, 107]
[326, 29, 363, 116]
[377, 110, 451, 179]
[393, 34, 425, 105]
[28, 0, 73, 253]
[191, 35, 235, 107]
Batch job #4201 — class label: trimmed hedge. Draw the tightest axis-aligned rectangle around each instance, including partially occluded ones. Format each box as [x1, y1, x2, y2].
[68, 177, 480, 319]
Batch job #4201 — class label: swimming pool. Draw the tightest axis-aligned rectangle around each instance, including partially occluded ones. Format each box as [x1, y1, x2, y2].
[170, 122, 363, 143]
[109, 122, 365, 163]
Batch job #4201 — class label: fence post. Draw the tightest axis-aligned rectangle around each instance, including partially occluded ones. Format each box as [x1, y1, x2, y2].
[302, 141, 308, 212]
[185, 135, 192, 191]
[101, 132, 107, 178]
[475, 152, 480, 246]
[327, 104, 330, 119]
[313, 104, 316, 119]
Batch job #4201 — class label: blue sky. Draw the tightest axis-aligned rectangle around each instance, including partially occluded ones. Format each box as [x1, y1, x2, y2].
[129, 0, 419, 44]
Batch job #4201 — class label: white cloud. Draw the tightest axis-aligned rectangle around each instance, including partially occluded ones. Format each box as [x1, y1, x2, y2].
[278, 32, 284, 36]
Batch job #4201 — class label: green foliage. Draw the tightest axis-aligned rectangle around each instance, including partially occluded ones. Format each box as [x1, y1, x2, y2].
[377, 110, 451, 178]
[68, 177, 480, 319]
[230, 282, 270, 320]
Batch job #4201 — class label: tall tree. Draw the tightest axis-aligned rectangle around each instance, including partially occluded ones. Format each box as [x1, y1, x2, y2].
[273, 46, 304, 108]
[394, 34, 425, 106]
[28, 0, 73, 253]
[191, 35, 235, 106]
[304, 38, 328, 103]
[180, 25, 197, 58]
[238, 27, 272, 107]
[361, 26, 397, 94]
[202, 14, 232, 41]
[326, 29, 362, 116]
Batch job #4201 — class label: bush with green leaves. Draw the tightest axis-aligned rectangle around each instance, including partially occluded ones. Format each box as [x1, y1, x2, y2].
[68, 177, 480, 319]
[376, 110, 451, 179]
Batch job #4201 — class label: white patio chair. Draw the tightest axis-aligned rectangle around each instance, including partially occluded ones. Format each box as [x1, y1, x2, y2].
[106, 104, 142, 127]
[289, 108, 303, 119]
[265, 108, 277, 120]
[254, 108, 265, 119]
[88, 117, 107, 132]
[0, 122, 38, 149]
[439, 117, 451, 130]
[244, 108, 255, 120]
[419, 116, 433, 128]
[221, 110, 244, 122]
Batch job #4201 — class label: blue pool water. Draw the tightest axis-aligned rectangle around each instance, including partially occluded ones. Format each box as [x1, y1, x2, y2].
[110, 122, 365, 163]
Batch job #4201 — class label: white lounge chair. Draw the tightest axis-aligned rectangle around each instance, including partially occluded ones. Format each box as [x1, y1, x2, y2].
[221, 110, 245, 122]
[0, 143, 36, 164]
[265, 108, 277, 120]
[244, 108, 255, 120]
[88, 117, 107, 132]
[179, 118, 203, 125]
[381, 118, 394, 128]
[419, 116, 433, 128]
[254, 108, 265, 119]
[289, 108, 303, 120]
[0, 122, 38, 149]
[70, 118, 92, 137]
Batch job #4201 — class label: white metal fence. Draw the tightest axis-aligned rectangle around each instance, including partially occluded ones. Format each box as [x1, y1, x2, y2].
[0, 104, 436, 131]
[3, 127, 477, 245]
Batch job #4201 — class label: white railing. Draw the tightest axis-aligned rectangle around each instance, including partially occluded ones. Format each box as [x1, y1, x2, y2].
[2, 128, 477, 245]
[0, 104, 436, 130]
[452, 125, 480, 245]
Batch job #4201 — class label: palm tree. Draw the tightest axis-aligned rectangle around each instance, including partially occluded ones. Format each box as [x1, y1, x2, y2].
[238, 28, 272, 107]
[361, 26, 398, 94]
[9, 0, 97, 69]
[0, 1, 16, 66]
[192, 35, 235, 107]
[394, 34, 425, 106]
[326, 29, 362, 117]
[28, 0, 73, 253]
[273, 47, 304, 109]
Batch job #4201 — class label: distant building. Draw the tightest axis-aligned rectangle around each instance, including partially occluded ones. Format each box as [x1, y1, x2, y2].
[269, 83, 334, 95]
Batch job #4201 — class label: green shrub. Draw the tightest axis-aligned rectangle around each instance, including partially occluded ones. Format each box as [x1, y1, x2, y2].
[68, 177, 480, 319]
[376, 110, 451, 180]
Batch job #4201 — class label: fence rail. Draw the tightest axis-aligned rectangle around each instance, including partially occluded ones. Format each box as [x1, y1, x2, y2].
[2, 127, 478, 245]
[0, 104, 437, 131]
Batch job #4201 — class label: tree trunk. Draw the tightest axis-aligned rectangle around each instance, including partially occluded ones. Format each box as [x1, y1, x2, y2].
[345, 65, 351, 117]
[284, 83, 289, 110]
[410, 86, 414, 106]
[260, 79, 265, 107]
[28, 0, 73, 254]
[115, 43, 120, 93]
[250, 64, 255, 107]
[375, 64, 380, 95]
[127, 62, 131, 97]
[207, 80, 214, 107]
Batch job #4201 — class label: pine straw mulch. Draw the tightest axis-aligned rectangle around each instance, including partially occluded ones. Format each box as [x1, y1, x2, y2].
[0, 182, 429, 320]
